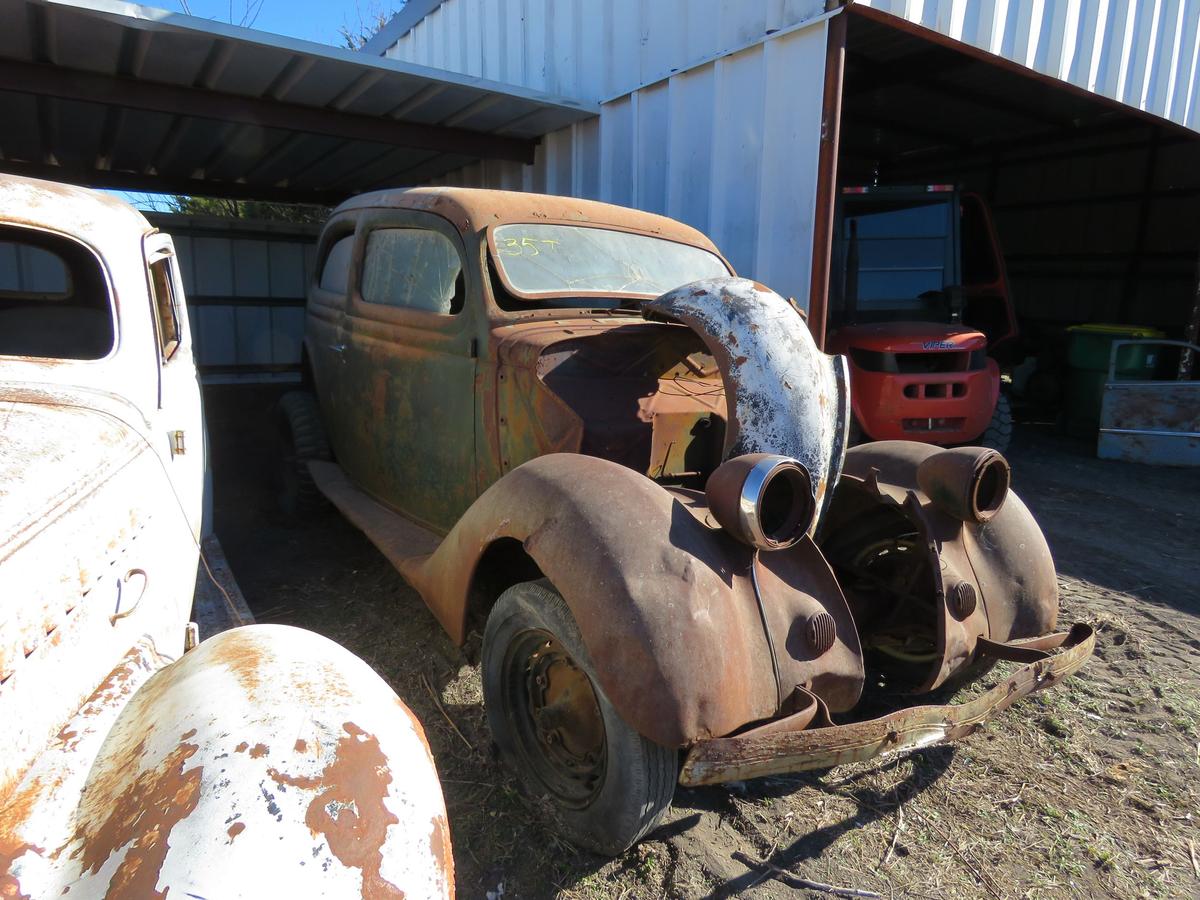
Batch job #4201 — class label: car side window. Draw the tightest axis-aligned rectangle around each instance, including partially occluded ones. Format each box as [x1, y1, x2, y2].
[318, 234, 355, 295]
[0, 225, 114, 360]
[360, 228, 463, 315]
[148, 256, 180, 359]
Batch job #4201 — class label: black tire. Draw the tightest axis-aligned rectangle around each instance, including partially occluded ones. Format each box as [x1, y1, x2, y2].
[275, 391, 331, 516]
[482, 580, 677, 855]
[979, 393, 1012, 453]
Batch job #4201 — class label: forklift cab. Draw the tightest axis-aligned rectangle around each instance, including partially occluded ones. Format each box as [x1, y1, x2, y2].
[830, 185, 1017, 348]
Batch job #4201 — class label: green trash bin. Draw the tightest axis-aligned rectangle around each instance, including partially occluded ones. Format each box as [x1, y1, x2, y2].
[1063, 324, 1165, 436]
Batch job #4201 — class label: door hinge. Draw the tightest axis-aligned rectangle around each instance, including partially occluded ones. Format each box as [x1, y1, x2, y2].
[171, 430, 186, 455]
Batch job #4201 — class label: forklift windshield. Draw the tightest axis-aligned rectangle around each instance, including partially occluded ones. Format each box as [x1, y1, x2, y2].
[833, 187, 960, 325]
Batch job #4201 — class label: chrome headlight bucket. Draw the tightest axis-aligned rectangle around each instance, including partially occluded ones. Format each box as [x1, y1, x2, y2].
[706, 453, 816, 551]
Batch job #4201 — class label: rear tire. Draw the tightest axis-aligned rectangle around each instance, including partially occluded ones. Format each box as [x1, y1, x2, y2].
[979, 393, 1012, 453]
[275, 391, 330, 516]
[482, 580, 677, 856]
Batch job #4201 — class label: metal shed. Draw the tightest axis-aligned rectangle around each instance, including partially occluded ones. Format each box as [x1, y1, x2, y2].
[374, 0, 1200, 350]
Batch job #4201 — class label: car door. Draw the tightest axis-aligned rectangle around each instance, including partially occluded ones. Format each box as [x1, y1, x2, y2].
[340, 209, 478, 533]
[143, 232, 206, 534]
[306, 215, 357, 453]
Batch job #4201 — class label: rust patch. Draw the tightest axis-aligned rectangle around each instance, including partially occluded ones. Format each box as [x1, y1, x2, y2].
[429, 815, 453, 897]
[226, 822, 245, 843]
[1, 777, 46, 900]
[267, 768, 322, 791]
[72, 740, 203, 900]
[294, 739, 308, 754]
[204, 630, 264, 699]
[0, 841, 41, 900]
[247, 743, 269, 759]
[268, 723, 406, 899]
[234, 742, 249, 754]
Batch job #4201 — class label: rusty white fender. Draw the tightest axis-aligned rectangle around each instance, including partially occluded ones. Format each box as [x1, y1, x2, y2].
[644, 277, 851, 527]
[1, 625, 453, 900]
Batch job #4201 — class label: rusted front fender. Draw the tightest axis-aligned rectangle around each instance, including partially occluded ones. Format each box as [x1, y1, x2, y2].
[0, 626, 453, 900]
[406, 453, 864, 749]
[819, 440, 1061, 691]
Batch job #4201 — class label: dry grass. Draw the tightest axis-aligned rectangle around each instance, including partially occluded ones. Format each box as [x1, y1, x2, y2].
[208, 387, 1200, 899]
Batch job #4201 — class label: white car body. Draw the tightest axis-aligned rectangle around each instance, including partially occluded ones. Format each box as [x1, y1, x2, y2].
[0, 175, 452, 899]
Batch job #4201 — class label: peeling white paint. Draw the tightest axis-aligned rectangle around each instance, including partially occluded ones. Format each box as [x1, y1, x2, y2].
[646, 277, 850, 528]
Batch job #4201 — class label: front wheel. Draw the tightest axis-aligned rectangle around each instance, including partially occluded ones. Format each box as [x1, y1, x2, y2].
[482, 580, 677, 855]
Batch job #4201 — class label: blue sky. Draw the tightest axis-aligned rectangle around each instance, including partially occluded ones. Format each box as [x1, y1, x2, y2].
[168, 0, 401, 48]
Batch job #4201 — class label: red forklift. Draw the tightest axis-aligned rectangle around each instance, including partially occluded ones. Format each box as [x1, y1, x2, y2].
[825, 184, 1017, 450]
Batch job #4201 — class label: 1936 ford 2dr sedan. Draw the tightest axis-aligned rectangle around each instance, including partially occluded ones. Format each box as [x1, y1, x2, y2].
[281, 187, 1094, 855]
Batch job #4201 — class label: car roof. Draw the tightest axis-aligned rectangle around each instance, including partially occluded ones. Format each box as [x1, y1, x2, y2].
[333, 187, 721, 253]
[0, 174, 152, 250]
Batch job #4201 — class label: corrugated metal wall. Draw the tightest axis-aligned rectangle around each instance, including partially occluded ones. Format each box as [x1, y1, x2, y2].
[148, 215, 319, 383]
[855, 0, 1200, 132]
[386, 0, 828, 101]
[396, 9, 832, 306]
[380, 0, 1200, 326]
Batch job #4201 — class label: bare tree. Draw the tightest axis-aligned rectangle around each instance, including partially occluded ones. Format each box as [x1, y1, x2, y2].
[177, 0, 267, 30]
[339, 1, 403, 50]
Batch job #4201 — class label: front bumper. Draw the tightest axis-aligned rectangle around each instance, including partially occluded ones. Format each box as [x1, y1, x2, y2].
[679, 623, 1094, 786]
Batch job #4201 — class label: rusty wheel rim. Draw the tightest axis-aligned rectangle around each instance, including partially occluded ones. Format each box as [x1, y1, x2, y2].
[501, 629, 607, 809]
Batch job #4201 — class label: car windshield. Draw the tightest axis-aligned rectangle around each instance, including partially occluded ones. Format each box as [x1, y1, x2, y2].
[491, 223, 729, 303]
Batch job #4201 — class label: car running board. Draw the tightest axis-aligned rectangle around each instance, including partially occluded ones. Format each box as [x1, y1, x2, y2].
[308, 461, 441, 567]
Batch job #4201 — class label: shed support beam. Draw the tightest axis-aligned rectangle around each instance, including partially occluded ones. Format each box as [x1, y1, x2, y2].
[0, 158, 346, 206]
[808, 12, 848, 351]
[0, 58, 537, 164]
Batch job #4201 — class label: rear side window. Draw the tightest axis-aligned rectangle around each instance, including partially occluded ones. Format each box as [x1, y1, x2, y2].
[0, 226, 113, 360]
[148, 257, 180, 359]
[360, 228, 463, 314]
[318, 234, 355, 294]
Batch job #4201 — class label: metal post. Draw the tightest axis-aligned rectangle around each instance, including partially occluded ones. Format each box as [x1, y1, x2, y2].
[807, 11, 847, 351]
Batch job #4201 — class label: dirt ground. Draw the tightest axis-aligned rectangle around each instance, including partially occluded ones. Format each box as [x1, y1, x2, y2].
[206, 385, 1200, 900]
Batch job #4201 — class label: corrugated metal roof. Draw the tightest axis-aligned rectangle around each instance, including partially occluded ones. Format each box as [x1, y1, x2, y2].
[853, 0, 1200, 134]
[839, 10, 1176, 172]
[0, 0, 598, 203]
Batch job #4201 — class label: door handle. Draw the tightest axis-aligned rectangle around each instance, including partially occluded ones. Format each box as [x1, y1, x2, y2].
[329, 343, 346, 353]
[111, 568, 149, 624]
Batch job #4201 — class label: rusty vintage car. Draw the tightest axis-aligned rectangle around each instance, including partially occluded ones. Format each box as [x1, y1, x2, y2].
[0, 174, 453, 899]
[282, 187, 1095, 855]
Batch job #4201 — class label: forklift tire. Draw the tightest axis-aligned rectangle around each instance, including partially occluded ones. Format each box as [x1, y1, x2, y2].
[275, 391, 331, 516]
[980, 394, 1013, 453]
[848, 416, 866, 446]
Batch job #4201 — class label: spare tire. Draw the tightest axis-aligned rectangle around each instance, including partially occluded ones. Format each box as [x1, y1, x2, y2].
[275, 391, 331, 516]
